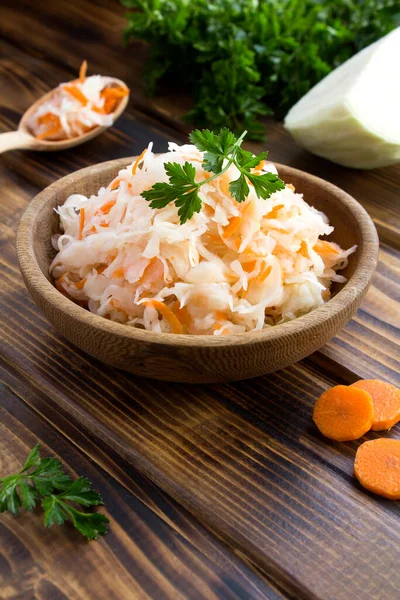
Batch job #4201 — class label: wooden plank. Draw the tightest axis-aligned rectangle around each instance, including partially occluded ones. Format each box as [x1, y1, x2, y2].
[1, 0, 399, 247]
[1, 385, 284, 600]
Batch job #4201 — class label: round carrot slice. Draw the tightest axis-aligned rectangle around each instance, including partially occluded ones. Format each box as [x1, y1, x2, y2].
[354, 439, 400, 500]
[313, 385, 375, 442]
[350, 379, 400, 431]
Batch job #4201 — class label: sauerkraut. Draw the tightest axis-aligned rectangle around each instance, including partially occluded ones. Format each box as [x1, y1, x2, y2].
[50, 142, 356, 335]
[28, 61, 129, 141]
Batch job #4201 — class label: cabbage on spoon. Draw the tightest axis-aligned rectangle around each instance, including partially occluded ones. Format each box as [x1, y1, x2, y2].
[284, 27, 400, 169]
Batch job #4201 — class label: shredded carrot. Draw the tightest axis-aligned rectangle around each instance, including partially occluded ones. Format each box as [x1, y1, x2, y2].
[132, 149, 147, 175]
[147, 299, 183, 334]
[350, 380, 400, 431]
[79, 60, 88, 83]
[265, 204, 284, 219]
[109, 178, 121, 191]
[64, 84, 88, 106]
[78, 208, 85, 240]
[35, 124, 63, 140]
[97, 199, 116, 215]
[213, 324, 230, 335]
[102, 87, 129, 99]
[299, 241, 308, 258]
[242, 261, 257, 273]
[322, 288, 331, 301]
[112, 267, 125, 279]
[172, 301, 191, 331]
[314, 240, 340, 256]
[55, 273, 67, 295]
[354, 439, 400, 500]
[74, 278, 86, 290]
[215, 311, 227, 321]
[223, 216, 242, 238]
[256, 264, 272, 284]
[254, 159, 265, 171]
[313, 385, 375, 442]
[286, 183, 295, 191]
[38, 113, 60, 126]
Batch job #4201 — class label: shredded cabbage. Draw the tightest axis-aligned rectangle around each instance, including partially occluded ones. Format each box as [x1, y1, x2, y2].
[29, 72, 128, 140]
[50, 143, 356, 335]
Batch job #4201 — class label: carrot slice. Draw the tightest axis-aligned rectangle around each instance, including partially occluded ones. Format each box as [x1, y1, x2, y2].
[350, 380, 400, 431]
[79, 60, 87, 83]
[64, 84, 88, 106]
[313, 385, 375, 442]
[78, 208, 85, 240]
[132, 149, 147, 175]
[147, 299, 183, 334]
[354, 439, 400, 500]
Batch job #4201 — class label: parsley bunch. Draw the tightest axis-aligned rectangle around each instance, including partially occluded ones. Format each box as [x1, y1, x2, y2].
[142, 128, 285, 223]
[122, 0, 398, 139]
[0, 444, 109, 540]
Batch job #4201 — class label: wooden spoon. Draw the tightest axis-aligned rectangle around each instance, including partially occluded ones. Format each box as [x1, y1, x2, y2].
[0, 77, 129, 154]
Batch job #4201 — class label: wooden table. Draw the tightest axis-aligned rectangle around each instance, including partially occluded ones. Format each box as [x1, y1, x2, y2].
[1, 2, 399, 598]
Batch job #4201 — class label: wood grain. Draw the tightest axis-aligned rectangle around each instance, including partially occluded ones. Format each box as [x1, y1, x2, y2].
[1, 385, 282, 600]
[1, 1, 399, 598]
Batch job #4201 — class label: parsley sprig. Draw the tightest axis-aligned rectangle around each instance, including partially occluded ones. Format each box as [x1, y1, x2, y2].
[142, 128, 285, 223]
[0, 444, 109, 540]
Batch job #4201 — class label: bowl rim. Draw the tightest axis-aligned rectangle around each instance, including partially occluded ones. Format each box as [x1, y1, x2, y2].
[17, 157, 379, 349]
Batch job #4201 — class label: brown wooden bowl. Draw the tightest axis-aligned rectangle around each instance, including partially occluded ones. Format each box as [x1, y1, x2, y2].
[17, 157, 379, 383]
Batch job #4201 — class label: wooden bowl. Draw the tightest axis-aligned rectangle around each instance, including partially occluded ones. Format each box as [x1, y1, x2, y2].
[17, 158, 379, 383]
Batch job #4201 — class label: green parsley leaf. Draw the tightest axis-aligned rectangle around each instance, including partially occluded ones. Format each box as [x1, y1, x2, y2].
[247, 172, 286, 200]
[190, 128, 237, 173]
[175, 187, 202, 223]
[142, 182, 181, 209]
[236, 148, 268, 171]
[229, 174, 249, 203]
[42, 478, 109, 540]
[165, 161, 196, 186]
[142, 128, 285, 223]
[20, 443, 41, 472]
[0, 445, 109, 540]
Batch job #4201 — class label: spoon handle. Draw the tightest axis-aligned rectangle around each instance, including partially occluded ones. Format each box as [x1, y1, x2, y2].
[0, 130, 36, 154]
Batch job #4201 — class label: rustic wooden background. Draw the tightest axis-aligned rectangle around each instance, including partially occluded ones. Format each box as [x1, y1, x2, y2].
[1, 1, 399, 599]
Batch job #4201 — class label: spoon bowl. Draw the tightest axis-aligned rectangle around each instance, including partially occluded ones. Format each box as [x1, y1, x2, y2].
[0, 77, 129, 154]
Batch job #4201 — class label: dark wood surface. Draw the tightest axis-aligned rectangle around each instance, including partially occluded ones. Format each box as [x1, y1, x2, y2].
[0, 1, 399, 599]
